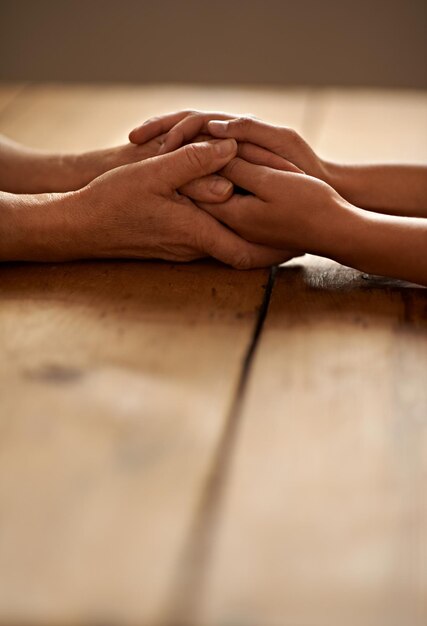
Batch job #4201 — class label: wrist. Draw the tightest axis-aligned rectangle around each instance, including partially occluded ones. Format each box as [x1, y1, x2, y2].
[38, 143, 160, 193]
[303, 187, 363, 264]
[322, 161, 374, 211]
[52, 152, 105, 192]
[22, 152, 88, 193]
[321, 161, 351, 196]
[0, 190, 88, 261]
[26, 151, 111, 193]
[311, 194, 381, 275]
[67, 145, 143, 191]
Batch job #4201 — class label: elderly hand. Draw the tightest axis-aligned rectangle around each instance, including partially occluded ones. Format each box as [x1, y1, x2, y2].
[70, 134, 239, 203]
[2, 139, 301, 268]
[1, 132, 235, 205]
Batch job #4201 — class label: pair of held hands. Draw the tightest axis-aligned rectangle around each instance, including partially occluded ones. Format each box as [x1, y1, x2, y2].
[71, 110, 347, 269]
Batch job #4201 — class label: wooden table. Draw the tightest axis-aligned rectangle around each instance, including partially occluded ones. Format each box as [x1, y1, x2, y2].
[0, 84, 426, 626]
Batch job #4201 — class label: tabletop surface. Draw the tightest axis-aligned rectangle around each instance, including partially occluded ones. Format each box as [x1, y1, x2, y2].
[0, 83, 426, 626]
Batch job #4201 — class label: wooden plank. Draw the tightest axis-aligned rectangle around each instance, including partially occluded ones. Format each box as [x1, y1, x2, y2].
[0, 260, 271, 625]
[199, 91, 427, 626]
[0, 84, 308, 624]
[199, 258, 427, 626]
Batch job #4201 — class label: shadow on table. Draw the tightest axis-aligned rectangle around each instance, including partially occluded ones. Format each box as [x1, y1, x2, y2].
[271, 260, 427, 331]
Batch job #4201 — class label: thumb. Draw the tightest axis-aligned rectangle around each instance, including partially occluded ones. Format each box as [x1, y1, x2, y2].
[153, 139, 237, 190]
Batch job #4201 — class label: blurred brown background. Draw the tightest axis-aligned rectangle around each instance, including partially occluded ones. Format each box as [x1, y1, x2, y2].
[1, 0, 426, 88]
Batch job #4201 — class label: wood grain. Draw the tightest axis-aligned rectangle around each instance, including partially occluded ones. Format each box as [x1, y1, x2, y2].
[198, 91, 427, 626]
[0, 83, 307, 624]
[0, 260, 272, 625]
[199, 259, 427, 626]
[1, 84, 426, 626]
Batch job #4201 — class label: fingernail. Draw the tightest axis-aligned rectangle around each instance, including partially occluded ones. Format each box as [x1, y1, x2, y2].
[209, 120, 229, 135]
[214, 138, 236, 156]
[210, 178, 232, 195]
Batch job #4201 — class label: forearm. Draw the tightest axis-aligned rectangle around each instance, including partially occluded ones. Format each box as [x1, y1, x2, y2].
[0, 135, 85, 193]
[326, 162, 427, 218]
[0, 189, 87, 261]
[0, 134, 128, 194]
[314, 199, 427, 286]
[0, 134, 164, 194]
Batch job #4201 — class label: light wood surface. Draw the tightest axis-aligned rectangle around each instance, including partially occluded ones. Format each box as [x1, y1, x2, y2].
[198, 94, 427, 626]
[0, 84, 426, 626]
[0, 260, 269, 625]
[0, 84, 306, 625]
[200, 260, 427, 626]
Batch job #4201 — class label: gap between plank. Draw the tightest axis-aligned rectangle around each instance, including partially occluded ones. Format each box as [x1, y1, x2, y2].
[163, 266, 278, 626]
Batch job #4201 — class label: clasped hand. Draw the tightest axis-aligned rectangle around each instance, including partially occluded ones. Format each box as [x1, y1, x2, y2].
[129, 110, 348, 260]
[127, 110, 427, 286]
[3, 108, 425, 285]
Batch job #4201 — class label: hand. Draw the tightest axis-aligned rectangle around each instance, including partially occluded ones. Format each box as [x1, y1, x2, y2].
[197, 157, 351, 258]
[129, 111, 305, 176]
[130, 110, 427, 220]
[14, 140, 300, 268]
[0, 133, 166, 194]
[129, 110, 323, 176]
[74, 136, 237, 204]
[0, 132, 235, 205]
[61, 135, 242, 203]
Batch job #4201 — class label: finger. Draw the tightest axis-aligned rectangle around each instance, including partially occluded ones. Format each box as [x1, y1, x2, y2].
[208, 117, 287, 157]
[129, 110, 193, 144]
[237, 142, 303, 174]
[158, 112, 234, 155]
[153, 139, 237, 190]
[179, 175, 233, 203]
[199, 212, 298, 270]
[197, 194, 261, 231]
[193, 133, 212, 143]
[158, 115, 206, 155]
[220, 157, 274, 198]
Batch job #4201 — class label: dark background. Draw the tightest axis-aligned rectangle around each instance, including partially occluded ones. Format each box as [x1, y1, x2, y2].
[1, 0, 426, 88]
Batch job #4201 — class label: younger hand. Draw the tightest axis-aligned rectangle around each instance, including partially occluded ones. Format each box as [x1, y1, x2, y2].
[197, 157, 350, 257]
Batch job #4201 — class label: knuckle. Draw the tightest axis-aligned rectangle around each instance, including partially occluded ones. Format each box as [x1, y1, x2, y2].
[233, 116, 255, 131]
[193, 220, 211, 251]
[168, 127, 182, 143]
[184, 143, 205, 170]
[224, 158, 239, 177]
[283, 126, 301, 144]
[183, 109, 198, 118]
[142, 115, 159, 127]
